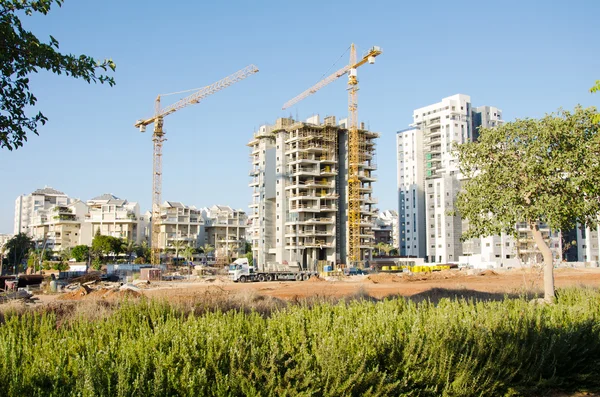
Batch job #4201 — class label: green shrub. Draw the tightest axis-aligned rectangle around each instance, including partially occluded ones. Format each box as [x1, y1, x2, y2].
[0, 288, 598, 396]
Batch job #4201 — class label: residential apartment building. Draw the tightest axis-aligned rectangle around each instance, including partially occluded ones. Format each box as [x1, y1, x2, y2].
[14, 187, 70, 235]
[397, 94, 577, 267]
[13, 187, 90, 251]
[398, 94, 503, 263]
[86, 194, 146, 244]
[149, 201, 203, 254]
[248, 115, 378, 270]
[373, 210, 399, 248]
[202, 205, 248, 264]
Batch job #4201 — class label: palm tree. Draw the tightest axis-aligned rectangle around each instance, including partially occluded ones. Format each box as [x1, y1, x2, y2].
[182, 245, 195, 278]
[376, 242, 386, 257]
[199, 244, 214, 265]
[182, 245, 195, 265]
[381, 243, 393, 256]
[171, 240, 186, 264]
[122, 239, 136, 263]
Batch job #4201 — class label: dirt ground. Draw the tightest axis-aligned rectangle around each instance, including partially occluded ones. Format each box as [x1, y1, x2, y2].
[26, 267, 600, 305]
[138, 267, 600, 302]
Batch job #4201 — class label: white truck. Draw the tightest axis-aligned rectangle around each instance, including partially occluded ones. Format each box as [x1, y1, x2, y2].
[228, 258, 319, 283]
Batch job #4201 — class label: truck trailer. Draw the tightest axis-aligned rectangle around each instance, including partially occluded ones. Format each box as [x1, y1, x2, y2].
[228, 258, 318, 282]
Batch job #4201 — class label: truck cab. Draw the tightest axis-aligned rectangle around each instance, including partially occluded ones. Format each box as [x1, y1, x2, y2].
[228, 258, 254, 282]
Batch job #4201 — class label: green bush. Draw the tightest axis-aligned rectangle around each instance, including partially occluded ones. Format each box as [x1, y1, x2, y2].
[0, 288, 598, 396]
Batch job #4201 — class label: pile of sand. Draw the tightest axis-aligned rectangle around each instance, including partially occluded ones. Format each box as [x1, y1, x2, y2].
[479, 270, 499, 277]
[307, 275, 325, 282]
[365, 273, 403, 284]
[58, 286, 93, 300]
[59, 286, 141, 300]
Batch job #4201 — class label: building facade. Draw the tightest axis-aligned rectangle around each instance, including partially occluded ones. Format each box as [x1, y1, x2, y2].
[151, 201, 204, 257]
[86, 194, 146, 244]
[397, 94, 578, 266]
[202, 205, 248, 264]
[248, 115, 378, 271]
[398, 94, 504, 263]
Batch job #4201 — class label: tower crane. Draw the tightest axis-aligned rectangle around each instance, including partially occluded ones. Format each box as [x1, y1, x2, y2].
[135, 64, 259, 266]
[283, 44, 382, 266]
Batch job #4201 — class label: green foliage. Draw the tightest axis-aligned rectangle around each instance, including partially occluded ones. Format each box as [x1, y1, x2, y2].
[244, 241, 252, 253]
[0, 288, 599, 395]
[52, 261, 68, 271]
[455, 106, 600, 239]
[4, 233, 33, 266]
[245, 251, 253, 267]
[591, 81, 600, 124]
[134, 240, 150, 261]
[70, 245, 89, 262]
[91, 258, 102, 271]
[91, 234, 122, 263]
[0, 0, 116, 150]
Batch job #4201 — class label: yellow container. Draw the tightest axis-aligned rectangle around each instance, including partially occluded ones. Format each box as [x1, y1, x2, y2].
[382, 266, 390, 271]
[391, 266, 399, 271]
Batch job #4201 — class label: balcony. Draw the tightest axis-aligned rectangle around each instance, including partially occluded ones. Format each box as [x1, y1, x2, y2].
[291, 167, 320, 177]
[320, 166, 337, 176]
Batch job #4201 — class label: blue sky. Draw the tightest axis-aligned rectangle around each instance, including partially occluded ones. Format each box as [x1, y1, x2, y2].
[1, 0, 599, 234]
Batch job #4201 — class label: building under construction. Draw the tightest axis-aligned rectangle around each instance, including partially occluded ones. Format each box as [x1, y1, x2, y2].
[248, 115, 378, 271]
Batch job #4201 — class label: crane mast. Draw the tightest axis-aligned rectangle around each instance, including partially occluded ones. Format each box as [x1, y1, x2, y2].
[282, 45, 381, 266]
[135, 65, 259, 266]
[347, 44, 361, 266]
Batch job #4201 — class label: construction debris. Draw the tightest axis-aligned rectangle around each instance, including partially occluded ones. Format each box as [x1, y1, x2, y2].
[0, 289, 37, 304]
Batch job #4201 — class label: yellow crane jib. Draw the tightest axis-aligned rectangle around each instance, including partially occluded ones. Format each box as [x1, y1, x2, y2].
[134, 64, 259, 266]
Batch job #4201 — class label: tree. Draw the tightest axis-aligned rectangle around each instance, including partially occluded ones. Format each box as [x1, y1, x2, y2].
[134, 240, 150, 263]
[199, 244, 214, 264]
[0, 243, 6, 275]
[5, 232, 33, 272]
[71, 245, 89, 262]
[380, 243, 393, 256]
[245, 251, 253, 267]
[170, 240, 186, 262]
[91, 233, 122, 263]
[1, 0, 116, 150]
[454, 106, 600, 302]
[591, 81, 600, 123]
[182, 245, 195, 264]
[122, 239, 136, 263]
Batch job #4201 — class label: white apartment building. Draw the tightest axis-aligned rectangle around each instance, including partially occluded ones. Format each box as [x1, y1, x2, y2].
[86, 194, 146, 244]
[248, 115, 378, 270]
[373, 210, 399, 248]
[13, 187, 91, 251]
[398, 94, 576, 267]
[153, 201, 204, 255]
[397, 127, 426, 258]
[14, 187, 70, 235]
[201, 205, 248, 264]
[398, 94, 504, 263]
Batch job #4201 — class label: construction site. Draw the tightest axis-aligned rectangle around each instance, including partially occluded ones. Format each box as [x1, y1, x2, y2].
[248, 115, 379, 272]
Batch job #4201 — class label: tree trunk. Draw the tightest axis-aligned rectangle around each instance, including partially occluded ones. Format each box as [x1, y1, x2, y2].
[529, 221, 555, 302]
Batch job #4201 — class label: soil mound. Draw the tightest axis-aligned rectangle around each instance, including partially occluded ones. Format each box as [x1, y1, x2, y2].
[58, 286, 92, 300]
[479, 270, 499, 276]
[366, 273, 403, 284]
[59, 287, 141, 301]
[307, 275, 325, 282]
